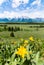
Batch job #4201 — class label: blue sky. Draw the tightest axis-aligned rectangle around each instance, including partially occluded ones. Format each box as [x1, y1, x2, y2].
[0, 0, 44, 18]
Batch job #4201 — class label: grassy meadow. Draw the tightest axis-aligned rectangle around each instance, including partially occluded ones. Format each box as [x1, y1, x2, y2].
[0, 23, 44, 65]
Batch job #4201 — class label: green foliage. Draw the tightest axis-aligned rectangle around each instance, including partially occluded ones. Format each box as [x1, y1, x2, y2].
[0, 24, 44, 65]
[0, 37, 44, 65]
[4, 25, 7, 31]
[10, 32, 15, 37]
[8, 26, 21, 32]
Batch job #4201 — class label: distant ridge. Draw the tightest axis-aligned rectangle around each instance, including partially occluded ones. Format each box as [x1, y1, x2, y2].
[0, 18, 44, 23]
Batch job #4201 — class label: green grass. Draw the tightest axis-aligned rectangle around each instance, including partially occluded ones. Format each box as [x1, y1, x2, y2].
[0, 24, 44, 65]
[0, 23, 44, 43]
[0, 24, 44, 41]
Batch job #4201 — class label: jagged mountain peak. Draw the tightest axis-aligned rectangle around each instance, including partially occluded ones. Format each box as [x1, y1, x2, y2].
[0, 18, 44, 23]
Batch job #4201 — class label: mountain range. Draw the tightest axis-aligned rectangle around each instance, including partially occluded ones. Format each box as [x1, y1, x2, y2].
[0, 18, 44, 23]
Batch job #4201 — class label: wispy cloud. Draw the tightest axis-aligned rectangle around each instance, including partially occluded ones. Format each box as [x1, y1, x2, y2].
[0, 0, 44, 18]
[0, 0, 6, 5]
[12, 0, 29, 8]
[31, 0, 41, 6]
[0, 9, 44, 18]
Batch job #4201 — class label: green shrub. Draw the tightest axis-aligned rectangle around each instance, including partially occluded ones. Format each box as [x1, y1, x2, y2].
[4, 25, 7, 31]
[10, 32, 15, 37]
[8, 27, 12, 31]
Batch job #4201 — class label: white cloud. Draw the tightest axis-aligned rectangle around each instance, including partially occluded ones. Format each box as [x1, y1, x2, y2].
[0, 0, 6, 5]
[22, 0, 29, 3]
[12, 0, 29, 8]
[0, 0, 44, 19]
[0, 11, 21, 18]
[12, 0, 21, 8]
[31, 0, 41, 6]
[0, 10, 44, 18]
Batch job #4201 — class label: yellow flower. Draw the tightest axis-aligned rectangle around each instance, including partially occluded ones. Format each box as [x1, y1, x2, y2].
[29, 36, 34, 41]
[24, 40, 28, 44]
[24, 43, 28, 47]
[16, 46, 27, 58]
[11, 41, 17, 44]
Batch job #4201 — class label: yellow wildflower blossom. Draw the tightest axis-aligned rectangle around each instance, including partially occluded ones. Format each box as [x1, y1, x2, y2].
[24, 40, 28, 44]
[23, 40, 29, 47]
[29, 36, 34, 41]
[16, 46, 27, 58]
[24, 43, 28, 47]
[11, 41, 17, 44]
